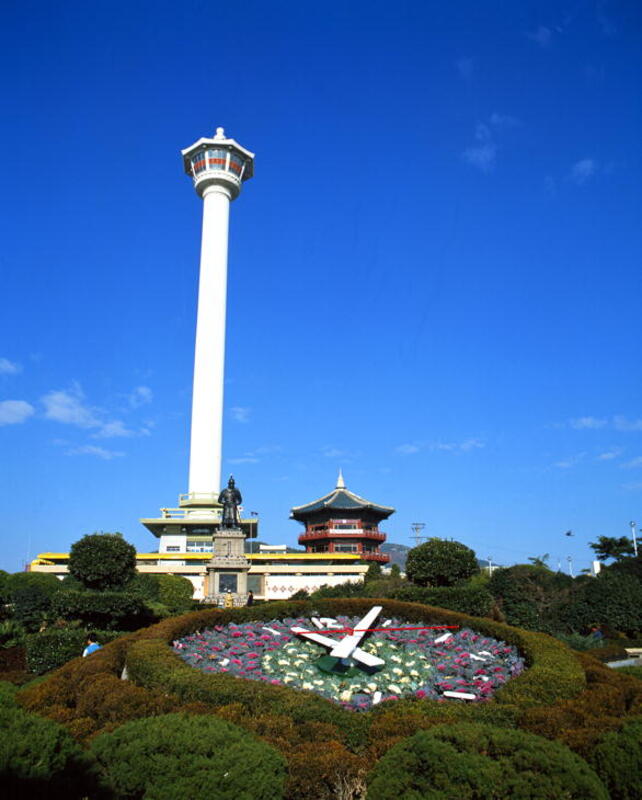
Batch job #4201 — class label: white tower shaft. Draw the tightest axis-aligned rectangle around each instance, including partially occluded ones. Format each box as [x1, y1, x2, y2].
[188, 184, 231, 496]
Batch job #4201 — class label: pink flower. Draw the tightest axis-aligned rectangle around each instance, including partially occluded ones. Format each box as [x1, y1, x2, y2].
[231, 631, 243, 638]
[416, 690, 427, 698]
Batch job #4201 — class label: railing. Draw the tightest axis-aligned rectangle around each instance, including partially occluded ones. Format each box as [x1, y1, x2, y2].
[362, 552, 390, 563]
[298, 530, 386, 542]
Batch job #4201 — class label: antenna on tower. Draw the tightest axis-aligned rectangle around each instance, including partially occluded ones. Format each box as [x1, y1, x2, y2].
[410, 522, 426, 547]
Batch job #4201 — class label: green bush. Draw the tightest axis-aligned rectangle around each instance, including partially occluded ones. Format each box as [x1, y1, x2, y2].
[392, 585, 494, 617]
[617, 666, 642, 681]
[585, 644, 629, 663]
[488, 564, 573, 632]
[125, 573, 162, 601]
[5, 572, 63, 599]
[12, 586, 53, 632]
[25, 629, 124, 674]
[555, 632, 605, 651]
[0, 620, 25, 649]
[589, 718, 642, 800]
[0, 697, 107, 799]
[157, 574, 194, 612]
[68, 533, 136, 591]
[51, 590, 154, 630]
[90, 713, 286, 800]
[406, 539, 479, 587]
[562, 573, 642, 635]
[366, 723, 608, 799]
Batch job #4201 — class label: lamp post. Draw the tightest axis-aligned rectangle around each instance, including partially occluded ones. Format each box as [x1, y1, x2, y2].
[567, 555, 574, 578]
[487, 556, 493, 576]
[630, 521, 638, 557]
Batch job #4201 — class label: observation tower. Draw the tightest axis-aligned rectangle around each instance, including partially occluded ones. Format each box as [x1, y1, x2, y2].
[141, 128, 258, 557]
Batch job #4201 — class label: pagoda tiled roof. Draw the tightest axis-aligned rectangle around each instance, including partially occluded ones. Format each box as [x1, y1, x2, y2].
[290, 484, 395, 521]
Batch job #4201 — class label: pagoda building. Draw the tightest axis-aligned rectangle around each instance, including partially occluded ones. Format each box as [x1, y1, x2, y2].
[291, 472, 393, 563]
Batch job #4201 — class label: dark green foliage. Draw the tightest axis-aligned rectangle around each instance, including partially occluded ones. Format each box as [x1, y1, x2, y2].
[90, 713, 286, 800]
[59, 574, 85, 591]
[585, 644, 629, 663]
[488, 564, 574, 632]
[366, 723, 608, 799]
[12, 586, 52, 632]
[68, 532, 136, 591]
[157, 574, 194, 612]
[589, 535, 635, 561]
[589, 718, 642, 800]
[0, 620, 25, 649]
[364, 561, 383, 582]
[25, 629, 123, 674]
[51, 590, 154, 630]
[0, 569, 10, 604]
[125, 572, 163, 601]
[392, 585, 494, 617]
[617, 666, 642, 681]
[289, 589, 309, 600]
[405, 539, 478, 587]
[608, 554, 642, 581]
[0, 696, 107, 799]
[390, 563, 401, 579]
[5, 572, 62, 599]
[562, 572, 642, 635]
[310, 580, 368, 598]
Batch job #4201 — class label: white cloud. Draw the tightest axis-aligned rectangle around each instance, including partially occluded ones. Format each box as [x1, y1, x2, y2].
[614, 416, 642, 432]
[527, 26, 552, 47]
[228, 456, 260, 464]
[396, 439, 484, 455]
[42, 383, 100, 428]
[462, 118, 516, 174]
[65, 445, 124, 460]
[0, 358, 21, 375]
[597, 448, 623, 460]
[570, 416, 607, 429]
[128, 386, 153, 408]
[230, 406, 251, 423]
[489, 113, 519, 128]
[92, 420, 136, 438]
[463, 143, 497, 172]
[571, 158, 598, 185]
[0, 400, 35, 425]
[621, 456, 642, 469]
[555, 452, 586, 469]
[396, 443, 421, 455]
[456, 57, 474, 80]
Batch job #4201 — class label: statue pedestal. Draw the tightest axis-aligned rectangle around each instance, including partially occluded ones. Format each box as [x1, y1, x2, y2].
[205, 526, 250, 603]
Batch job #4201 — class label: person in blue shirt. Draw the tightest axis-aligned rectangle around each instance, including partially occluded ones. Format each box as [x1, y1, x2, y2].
[82, 634, 102, 657]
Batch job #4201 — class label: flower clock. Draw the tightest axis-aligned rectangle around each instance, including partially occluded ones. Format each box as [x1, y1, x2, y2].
[174, 606, 525, 711]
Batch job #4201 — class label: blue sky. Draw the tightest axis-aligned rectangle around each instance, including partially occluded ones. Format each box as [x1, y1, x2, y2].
[1, 1, 641, 573]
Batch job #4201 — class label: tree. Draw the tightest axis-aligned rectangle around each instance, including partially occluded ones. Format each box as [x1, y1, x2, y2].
[527, 554, 551, 569]
[68, 533, 136, 591]
[390, 563, 401, 579]
[589, 536, 635, 562]
[364, 561, 383, 583]
[405, 538, 478, 587]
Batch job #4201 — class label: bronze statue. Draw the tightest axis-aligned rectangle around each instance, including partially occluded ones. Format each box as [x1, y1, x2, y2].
[218, 475, 242, 528]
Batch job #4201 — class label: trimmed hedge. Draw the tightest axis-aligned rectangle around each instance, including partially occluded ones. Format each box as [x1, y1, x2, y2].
[589, 718, 642, 800]
[366, 723, 608, 799]
[391, 585, 494, 617]
[25, 629, 124, 674]
[0, 688, 107, 799]
[90, 713, 286, 800]
[51, 590, 155, 630]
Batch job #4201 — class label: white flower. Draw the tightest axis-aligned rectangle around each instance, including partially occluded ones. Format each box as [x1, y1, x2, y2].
[400, 677, 410, 684]
[367, 682, 377, 692]
[392, 668, 403, 675]
[410, 670, 419, 677]
[302, 682, 313, 690]
[340, 690, 352, 702]
[388, 684, 401, 693]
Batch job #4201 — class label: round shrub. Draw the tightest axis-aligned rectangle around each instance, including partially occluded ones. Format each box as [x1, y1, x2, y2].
[25, 628, 123, 674]
[366, 723, 608, 799]
[68, 533, 136, 591]
[51, 590, 153, 630]
[406, 539, 478, 587]
[0, 699, 106, 799]
[589, 718, 642, 800]
[90, 712, 286, 800]
[157, 574, 194, 612]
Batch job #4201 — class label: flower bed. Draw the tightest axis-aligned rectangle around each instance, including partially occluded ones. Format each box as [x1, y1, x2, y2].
[174, 616, 525, 711]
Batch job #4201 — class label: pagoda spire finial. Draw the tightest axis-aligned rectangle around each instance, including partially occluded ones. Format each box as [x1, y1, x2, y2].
[336, 469, 345, 489]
